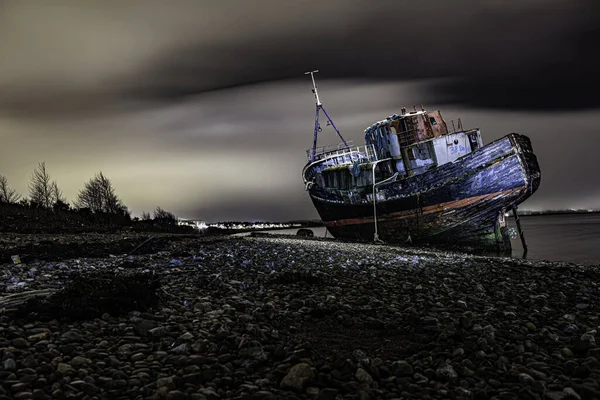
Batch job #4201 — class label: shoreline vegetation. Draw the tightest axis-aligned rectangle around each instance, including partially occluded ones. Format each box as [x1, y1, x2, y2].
[2, 163, 597, 237]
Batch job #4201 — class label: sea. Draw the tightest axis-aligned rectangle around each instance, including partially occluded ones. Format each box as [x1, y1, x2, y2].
[253, 214, 600, 266]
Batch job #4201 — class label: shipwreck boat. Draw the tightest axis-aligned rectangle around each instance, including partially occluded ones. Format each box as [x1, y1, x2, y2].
[301, 71, 541, 251]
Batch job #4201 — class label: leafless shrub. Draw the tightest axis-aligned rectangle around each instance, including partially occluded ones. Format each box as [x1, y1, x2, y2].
[0, 175, 21, 204]
[75, 172, 128, 215]
[28, 162, 64, 209]
[154, 206, 177, 224]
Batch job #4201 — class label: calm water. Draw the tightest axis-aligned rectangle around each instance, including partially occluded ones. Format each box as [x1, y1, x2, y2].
[254, 214, 600, 266]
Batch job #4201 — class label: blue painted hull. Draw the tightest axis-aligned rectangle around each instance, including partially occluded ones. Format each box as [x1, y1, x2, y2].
[305, 133, 541, 250]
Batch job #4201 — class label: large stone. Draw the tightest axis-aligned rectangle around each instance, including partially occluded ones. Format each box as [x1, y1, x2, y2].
[436, 365, 457, 382]
[12, 338, 30, 348]
[166, 391, 187, 400]
[355, 368, 373, 384]
[518, 373, 534, 385]
[317, 388, 339, 400]
[27, 332, 49, 342]
[576, 333, 596, 351]
[238, 341, 267, 361]
[70, 356, 92, 368]
[149, 326, 167, 337]
[561, 348, 574, 358]
[133, 319, 157, 336]
[562, 387, 581, 399]
[56, 363, 72, 373]
[156, 376, 176, 390]
[80, 382, 99, 395]
[60, 331, 84, 342]
[281, 363, 315, 391]
[391, 360, 414, 377]
[3, 358, 16, 371]
[197, 388, 220, 399]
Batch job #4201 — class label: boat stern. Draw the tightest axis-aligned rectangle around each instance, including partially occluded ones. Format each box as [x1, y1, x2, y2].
[510, 133, 541, 201]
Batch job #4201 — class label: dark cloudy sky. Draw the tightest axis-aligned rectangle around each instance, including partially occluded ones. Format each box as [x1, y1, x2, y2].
[1, 0, 599, 221]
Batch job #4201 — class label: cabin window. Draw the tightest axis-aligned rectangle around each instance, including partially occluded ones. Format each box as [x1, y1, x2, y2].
[379, 161, 393, 175]
[429, 116, 438, 125]
[468, 133, 479, 151]
[400, 119, 408, 132]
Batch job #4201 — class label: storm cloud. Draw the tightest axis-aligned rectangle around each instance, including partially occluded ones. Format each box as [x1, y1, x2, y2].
[0, 1, 598, 221]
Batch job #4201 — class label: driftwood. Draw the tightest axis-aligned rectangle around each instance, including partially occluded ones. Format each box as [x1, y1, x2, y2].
[4, 271, 160, 321]
[0, 289, 57, 312]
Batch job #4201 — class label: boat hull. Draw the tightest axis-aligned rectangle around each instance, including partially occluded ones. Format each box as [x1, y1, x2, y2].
[306, 133, 541, 250]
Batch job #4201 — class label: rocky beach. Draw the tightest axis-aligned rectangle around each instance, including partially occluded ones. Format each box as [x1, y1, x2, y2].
[1, 233, 599, 400]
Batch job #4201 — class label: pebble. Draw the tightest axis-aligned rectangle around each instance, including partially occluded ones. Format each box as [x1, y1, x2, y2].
[3, 358, 16, 371]
[1, 234, 600, 399]
[355, 368, 373, 384]
[281, 363, 314, 391]
[70, 356, 91, 368]
[561, 347, 574, 358]
[436, 364, 458, 381]
[518, 373, 534, 385]
[56, 363, 72, 373]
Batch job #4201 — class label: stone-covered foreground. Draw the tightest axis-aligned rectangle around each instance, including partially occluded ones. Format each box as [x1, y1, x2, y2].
[1, 234, 600, 400]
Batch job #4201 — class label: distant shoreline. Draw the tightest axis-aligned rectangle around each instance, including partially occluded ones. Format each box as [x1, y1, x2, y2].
[185, 211, 600, 232]
[517, 210, 600, 216]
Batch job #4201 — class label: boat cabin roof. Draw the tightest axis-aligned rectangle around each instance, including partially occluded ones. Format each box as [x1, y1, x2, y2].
[364, 110, 427, 134]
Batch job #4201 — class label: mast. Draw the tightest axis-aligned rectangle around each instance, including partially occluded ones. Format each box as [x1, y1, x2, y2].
[305, 70, 349, 162]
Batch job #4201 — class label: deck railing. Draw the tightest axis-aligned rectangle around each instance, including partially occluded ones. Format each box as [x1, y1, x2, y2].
[309, 140, 355, 158]
[307, 143, 378, 164]
[308, 117, 466, 163]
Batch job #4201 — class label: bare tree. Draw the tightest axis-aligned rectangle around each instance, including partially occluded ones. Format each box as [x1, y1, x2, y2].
[75, 172, 128, 215]
[51, 181, 66, 204]
[154, 206, 177, 224]
[141, 211, 152, 221]
[28, 162, 62, 209]
[0, 175, 21, 204]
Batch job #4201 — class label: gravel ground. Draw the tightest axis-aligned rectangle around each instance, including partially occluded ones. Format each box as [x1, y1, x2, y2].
[1, 234, 599, 400]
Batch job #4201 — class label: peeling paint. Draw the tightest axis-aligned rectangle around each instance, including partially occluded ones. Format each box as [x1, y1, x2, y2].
[303, 115, 541, 250]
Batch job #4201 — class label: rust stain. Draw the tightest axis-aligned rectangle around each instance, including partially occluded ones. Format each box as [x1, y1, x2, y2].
[323, 187, 526, 228]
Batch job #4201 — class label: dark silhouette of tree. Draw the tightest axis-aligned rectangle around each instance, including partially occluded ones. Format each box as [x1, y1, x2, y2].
[53, 199, 70, 212]
[28, 162, 63, 209]
[153, 206, 177, 224]
[0, 175, 21, 204]
[51, 181, 66, 205]
[75, 172, 128, 215]
[141, 211, 152, 221]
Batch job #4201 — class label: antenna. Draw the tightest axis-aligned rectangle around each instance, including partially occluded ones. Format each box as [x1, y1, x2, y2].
[304, 70, 349, 162]
[304, 70, 322, 106]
